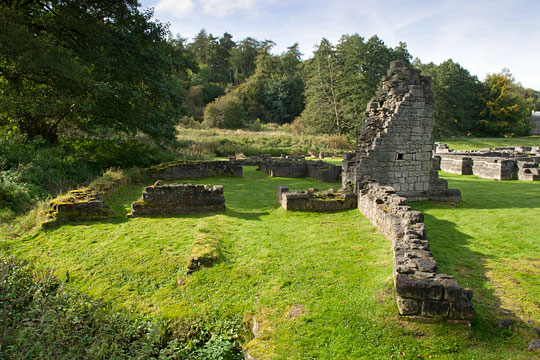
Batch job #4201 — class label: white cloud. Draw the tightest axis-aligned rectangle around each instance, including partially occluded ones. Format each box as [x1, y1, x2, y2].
[201, 0, 258, 17]
[155, 0, 195, 18]
[154, 0, 260, 19]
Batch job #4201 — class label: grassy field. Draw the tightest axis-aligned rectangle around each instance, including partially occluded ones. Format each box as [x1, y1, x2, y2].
[438, 135, 540, 151]
[2, 167, 540, 359]
[175, 126, 354, 158]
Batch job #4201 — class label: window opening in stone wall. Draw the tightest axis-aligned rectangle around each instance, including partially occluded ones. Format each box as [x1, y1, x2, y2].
[396, 152, 404, 160]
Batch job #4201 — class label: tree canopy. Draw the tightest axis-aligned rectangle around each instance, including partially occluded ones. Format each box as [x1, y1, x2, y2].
[0, 0, 194, 142]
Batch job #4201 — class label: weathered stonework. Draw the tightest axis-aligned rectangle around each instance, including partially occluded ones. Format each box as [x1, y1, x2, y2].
[531, 111, 540, 135]
[342, 61, 459, 202]
[228, 154, 272, 166]
[357, 180, 474, 321]
[259, 159, 342, 183]
[129, 181, 225, 217]
[48, 189, 109, 221]
[435, 143, 540, 181]
[277, 186, 357, 211]
[148, 161, 242, 180]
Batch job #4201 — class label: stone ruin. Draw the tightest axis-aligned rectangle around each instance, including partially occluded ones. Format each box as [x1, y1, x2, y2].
[228, 154, 272, 166]
[128, 181, 225, 217]
[277, 186, 357, 211]
[358, 180, 474, 321]
[531, 111, 540, 135]
[259, 158, 342, 183]
[338, 60, 472, 321]
[148, 161, 242, 180]
[434, 143, 540, 181]
[342, 60, 459, 202]
[48, 189, 109, 221]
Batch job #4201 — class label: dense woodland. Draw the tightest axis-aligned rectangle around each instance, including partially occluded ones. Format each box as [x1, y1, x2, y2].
[1, 0, 539, 214]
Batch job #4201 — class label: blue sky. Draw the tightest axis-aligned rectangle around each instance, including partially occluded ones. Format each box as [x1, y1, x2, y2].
[138, 0, 540, 90]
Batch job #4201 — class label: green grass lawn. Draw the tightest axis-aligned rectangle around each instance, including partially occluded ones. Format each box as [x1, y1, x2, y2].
[3, 167, 539, 359]
[439, 135, 540, 151]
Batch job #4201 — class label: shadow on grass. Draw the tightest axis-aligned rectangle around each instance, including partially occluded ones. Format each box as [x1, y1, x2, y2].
[225, 208, 270, 221]
[419, 209, 530, 341]
[443, 176, 540, 210]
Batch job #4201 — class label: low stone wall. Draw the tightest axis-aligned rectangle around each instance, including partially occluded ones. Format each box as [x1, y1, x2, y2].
[148, 161, 242, 180]
[228, 154, 271, 166]
[517, 161, 540, 181]
[277, 186, 356, 211]
[435, 143, 540, 181]
[48, 189, 109, 221]
[129, 181, 225, 217]
[357, 180, 474, 321]
[471, 157, 517, 180]
[259, 159, 342, 182]
[440, 155, 473, 175]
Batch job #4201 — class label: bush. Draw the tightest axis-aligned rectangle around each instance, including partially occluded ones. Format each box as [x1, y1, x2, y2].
[0, 131, 177, 213]
[0, 255, 244, 359]
[202, 94, 247, 129]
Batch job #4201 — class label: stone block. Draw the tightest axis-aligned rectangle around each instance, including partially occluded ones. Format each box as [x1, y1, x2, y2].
[396, 296, 420, 315]
[421, 300, 449, 317]
[395, 274, 443, 300]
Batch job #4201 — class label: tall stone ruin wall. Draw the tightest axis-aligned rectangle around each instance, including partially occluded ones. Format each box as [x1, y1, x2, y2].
[148, 161, 242, 180]
[342, 61, 457, 202]
[357, 180, 474, 321]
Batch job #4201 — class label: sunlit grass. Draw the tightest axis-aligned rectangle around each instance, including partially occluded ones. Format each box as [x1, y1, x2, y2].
[3, 167, 540, 359]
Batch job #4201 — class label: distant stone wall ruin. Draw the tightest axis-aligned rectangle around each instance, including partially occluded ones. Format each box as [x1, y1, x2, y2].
[435, 143, 540, 181]
[358, 180, 474, 321]
[260, 159, 342, 183]
[277, 186, 356, 211]
[531, 111, 540, 135]
[148, 161, 242, 180]
[342, 60, 458, 202]
[129, 181, 225, 217]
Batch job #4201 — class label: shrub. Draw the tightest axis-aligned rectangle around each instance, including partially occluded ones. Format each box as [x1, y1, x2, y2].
[202, 94, 247, 130]
[0, 255, 244, 359]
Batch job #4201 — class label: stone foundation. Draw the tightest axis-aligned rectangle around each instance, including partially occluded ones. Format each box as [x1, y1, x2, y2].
[277, 186, 357, 211]
[357, 180, 474, 321]
[148, 161, 242, 180]
[48, 189, 109, 221]
[129, 181, 225, 217]
[259, 159, 342, 183]
[435, 143, 540, 181]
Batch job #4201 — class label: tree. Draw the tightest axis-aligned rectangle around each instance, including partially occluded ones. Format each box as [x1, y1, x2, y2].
[299, 35, 411, 135]
[478, 70, 533, 136]
[202, 94, 246, 129]
[416, 59, 483, 137]
[300, 38, 344, 134]
[0, 0, 191, 142]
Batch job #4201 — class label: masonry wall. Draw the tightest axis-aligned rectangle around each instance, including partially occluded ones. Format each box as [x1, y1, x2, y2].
[439, 156, 473, 175]
[277, 186, 357, 211]
[129, 181, 225, 217]
[357, 180, 474, 321]
[148, 161, 242, 180]
[342, 60, 457, 202]
[259, 159, 342, 183]
[48, 189, 109, 221]
[436, 144, 540, 181]
[531, 111, 540, 135]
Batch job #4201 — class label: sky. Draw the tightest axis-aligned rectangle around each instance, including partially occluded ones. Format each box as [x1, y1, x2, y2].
[138, 0, 540, 90]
